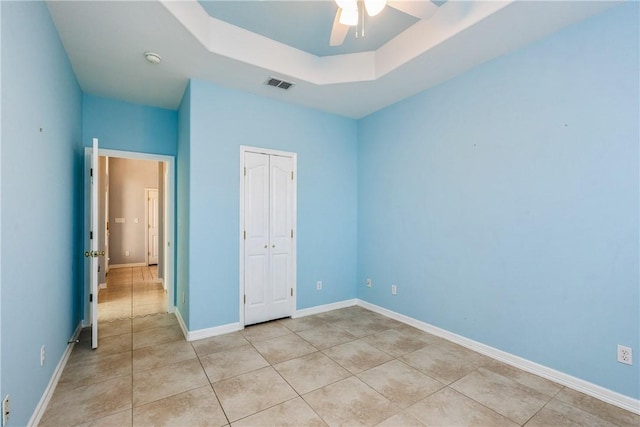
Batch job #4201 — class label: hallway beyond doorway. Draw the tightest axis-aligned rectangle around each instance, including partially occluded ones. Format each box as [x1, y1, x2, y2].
[98, 266, 166, 321]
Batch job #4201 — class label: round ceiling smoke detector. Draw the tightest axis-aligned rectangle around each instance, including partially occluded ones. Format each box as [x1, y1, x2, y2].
[144, 52, 161, 64]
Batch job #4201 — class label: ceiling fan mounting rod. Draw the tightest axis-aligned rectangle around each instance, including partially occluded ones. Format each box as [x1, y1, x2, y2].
[331, 0, 391, 46]
[355, 1, 366, 39]
[361, 0, 366, 38]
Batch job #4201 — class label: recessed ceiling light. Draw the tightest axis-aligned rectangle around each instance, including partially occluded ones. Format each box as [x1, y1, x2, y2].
[144, 52, 161, 64]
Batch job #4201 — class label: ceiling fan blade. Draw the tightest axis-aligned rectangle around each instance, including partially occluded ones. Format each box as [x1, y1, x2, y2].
[387, 0, 439, 20]
[330, 8, 350, 46]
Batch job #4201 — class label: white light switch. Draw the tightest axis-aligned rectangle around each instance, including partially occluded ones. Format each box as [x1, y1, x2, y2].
[134, 218, 139, 223]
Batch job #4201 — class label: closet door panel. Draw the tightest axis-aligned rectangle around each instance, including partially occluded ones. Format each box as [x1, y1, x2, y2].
[269, 155, 294, 319]
[244, 152, 270, 324]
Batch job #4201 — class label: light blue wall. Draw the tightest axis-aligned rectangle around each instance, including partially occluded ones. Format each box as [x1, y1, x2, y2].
[1, 2, 83, 425]
[0, 0, 4, 397]
[176, 83, 192, 326]
[357, 2, 639, 399]
[82, 94, 177, 155]
[185, 79, 358, 330]
[81, 94, 178, 322]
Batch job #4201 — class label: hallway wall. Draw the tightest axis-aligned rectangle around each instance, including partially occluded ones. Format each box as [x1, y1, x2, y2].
[108, 158, 159, 265]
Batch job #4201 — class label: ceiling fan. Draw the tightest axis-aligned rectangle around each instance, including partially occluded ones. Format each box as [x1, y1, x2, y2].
[330, 0, 440, 46]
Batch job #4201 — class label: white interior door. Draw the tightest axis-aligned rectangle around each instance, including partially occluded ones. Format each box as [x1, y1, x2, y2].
[87, 138, 99, 349]
[147, 188, 159, 265]
[104, 158, 109, 274]
[243, 150, 295, 325]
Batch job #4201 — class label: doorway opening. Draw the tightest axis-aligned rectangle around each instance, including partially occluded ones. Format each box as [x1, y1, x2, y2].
[84, 148, 175, 329]
[97, 156, 168, 321]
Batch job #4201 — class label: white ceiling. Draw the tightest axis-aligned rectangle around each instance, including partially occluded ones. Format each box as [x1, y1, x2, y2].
[197, 1, 422, 57]
[47, 1, 618, 119]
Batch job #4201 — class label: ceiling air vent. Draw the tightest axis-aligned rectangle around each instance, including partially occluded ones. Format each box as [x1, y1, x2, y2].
[266, 77, 295, 90]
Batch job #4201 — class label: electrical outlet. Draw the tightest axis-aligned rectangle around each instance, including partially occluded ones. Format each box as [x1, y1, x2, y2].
[2, 395, 9, 426]
[391, 285, 397, 295]
[617, 345, 632, 365]
[125, 250, 130, 257]
[316, 281, 322, 290]
[40, 345, 46, 366]
[366, 278, 372, 288]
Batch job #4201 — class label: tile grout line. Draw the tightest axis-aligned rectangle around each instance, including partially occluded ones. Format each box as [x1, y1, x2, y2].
[244, 326, 331, 425]
[192, 341, 232, 426]
[520, 385, 567, 427]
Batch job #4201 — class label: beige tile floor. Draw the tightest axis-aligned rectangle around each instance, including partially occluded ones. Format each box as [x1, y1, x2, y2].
[98, 266, 166, 321]
[40, 306, 639, 426]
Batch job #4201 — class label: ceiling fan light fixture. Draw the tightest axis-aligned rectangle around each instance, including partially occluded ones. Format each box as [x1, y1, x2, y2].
[336, 0, 356, 10]
[339, 6, 358, 26]
[364, 0, 386, 17]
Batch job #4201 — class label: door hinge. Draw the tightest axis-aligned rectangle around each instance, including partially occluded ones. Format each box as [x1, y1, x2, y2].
[244, 294, 246, 304]
[290, 288, 293, 297]
[89, 293, 93, 302]
[90, 231, 93, 240]
[243, 230, 246, 240]
[98, 265, 100, 273]
[90, 168, 93, 177]
[291, 171, 294, 180]
[244, 167, 246, 177]
[290, 229, 293, 238]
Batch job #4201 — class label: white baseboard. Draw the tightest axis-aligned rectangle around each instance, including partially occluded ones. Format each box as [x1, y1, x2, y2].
[177, 299, 358, 341]
[28, 322, 83, 426]
[293, 299, 357, 318]
[188, 322, 243, 341]
[175, 308, 188, 340]
[357, 299, 640, 415]
[109, 262, 147, 269]
[174, 308, 242, 341]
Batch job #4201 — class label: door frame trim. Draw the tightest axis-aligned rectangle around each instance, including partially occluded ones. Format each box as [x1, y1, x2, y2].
[144, 187, 159, 266]
[83, 148, 176, 324]
[239, 145, 297, 327]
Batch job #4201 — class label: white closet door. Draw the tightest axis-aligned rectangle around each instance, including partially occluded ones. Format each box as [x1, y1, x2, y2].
[244, 151, 294, 325]
[244, 152, 270, 325]
[269, 155, 294, 320]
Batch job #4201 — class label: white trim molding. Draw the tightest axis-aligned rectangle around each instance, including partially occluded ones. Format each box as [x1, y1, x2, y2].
[187, 322, 243, 342]
[94, 148, 176, 324]
[175, 308, 242, 341]
[356, 300, 640, 415]
[175, 308, 188, 340]
[293, 299, 357, 318]
[28, 322, 83, 426]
